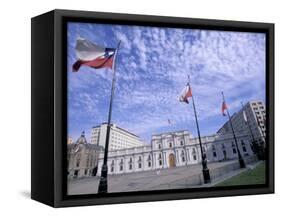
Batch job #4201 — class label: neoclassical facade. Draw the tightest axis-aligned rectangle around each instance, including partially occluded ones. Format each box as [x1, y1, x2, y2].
[67, 132, 101, 179]
[97, 130, 254, 176]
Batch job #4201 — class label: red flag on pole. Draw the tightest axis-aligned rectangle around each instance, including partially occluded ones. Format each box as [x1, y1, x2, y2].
[179, 84, 192, 104]
[221, 101, 227, 116]
[72, 37, 116, 72]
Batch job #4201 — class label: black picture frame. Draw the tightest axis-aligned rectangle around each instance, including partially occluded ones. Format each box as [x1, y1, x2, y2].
[31, 9, 274, 207]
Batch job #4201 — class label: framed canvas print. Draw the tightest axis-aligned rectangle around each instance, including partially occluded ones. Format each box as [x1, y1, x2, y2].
[31, 9, 274, 207]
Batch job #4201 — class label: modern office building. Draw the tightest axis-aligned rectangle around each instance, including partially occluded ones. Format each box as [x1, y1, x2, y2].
[217, 100, 266, 144]
[90, 123, 145, 150]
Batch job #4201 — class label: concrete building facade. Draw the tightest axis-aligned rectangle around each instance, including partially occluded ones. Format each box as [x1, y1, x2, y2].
[217, 100, 266, 144]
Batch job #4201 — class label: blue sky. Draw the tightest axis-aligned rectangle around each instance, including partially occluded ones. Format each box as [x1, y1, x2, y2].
[67, 22, 266, 143]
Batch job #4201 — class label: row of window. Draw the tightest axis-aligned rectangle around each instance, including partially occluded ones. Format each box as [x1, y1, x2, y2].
[110, 151, 193, 172]
[72, 168, 95, 177]
[74, 154, 95, 168]
[157, 140, 184, 149]
[110, 156, 153, 172]
[212, 141, 248, 158]
[109, 143, 249, 173]
[110, 140, 249, 170]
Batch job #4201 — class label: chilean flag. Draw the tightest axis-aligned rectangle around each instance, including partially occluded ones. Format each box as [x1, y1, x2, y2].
[179, 84, 192, 104]
[72, 37, 116, 72]
[221, 101, 227, 116]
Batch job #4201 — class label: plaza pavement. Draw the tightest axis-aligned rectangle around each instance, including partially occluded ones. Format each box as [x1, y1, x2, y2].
[68, 158, 258, 195]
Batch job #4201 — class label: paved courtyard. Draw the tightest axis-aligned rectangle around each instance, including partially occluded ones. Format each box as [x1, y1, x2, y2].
[68, 159, 259, 195]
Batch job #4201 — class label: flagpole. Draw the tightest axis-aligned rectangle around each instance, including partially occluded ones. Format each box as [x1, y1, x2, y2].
[241, 103, 255, 142]
[98, 41, 121, 194]
[240, 102, 258, 154]
[188, 75, 211, 184]
[222, 92, 246, 168]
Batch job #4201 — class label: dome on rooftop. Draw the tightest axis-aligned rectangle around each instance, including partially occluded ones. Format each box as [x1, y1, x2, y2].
[76, 131, 87, 144]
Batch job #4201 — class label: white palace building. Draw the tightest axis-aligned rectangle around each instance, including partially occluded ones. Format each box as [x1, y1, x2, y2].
[96, 100, 266, 176]
[67, 100, 266, 179]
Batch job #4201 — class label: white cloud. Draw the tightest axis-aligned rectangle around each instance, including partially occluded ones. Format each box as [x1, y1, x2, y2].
[68, 23, 266, 140]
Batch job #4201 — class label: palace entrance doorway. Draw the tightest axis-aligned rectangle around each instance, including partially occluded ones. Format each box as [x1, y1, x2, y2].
[169, 153, 176, 168]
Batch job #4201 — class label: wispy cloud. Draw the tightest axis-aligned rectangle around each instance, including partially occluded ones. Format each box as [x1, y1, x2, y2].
[67, 22, 265, 141]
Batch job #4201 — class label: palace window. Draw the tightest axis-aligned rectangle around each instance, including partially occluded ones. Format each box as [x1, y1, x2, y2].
[232, 142, 237, 154]
[159, 160, 162, 166]
[138, 156, 142, 169]
[84, 169, 88, 175]
[193, 155, 197, 161]
[110, 160, 115, 172]
[169, 142, 172, 148]
[223, 150, 227, 158]
[213, 152, 217, 157]
[192, 148, 196, 154]
[241, 140, 247, 153]
[76, 154, 81, 167]
[180, 140, 184, 146]
[76, 161, 80, 167]
[181, 150, 185, 162]
[90, 155, 93, 166]
[158, 143, 162, 149]
[120, 159, 124, 171]
[147, 155, 152, 167]
[129, 158, 133, 170]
